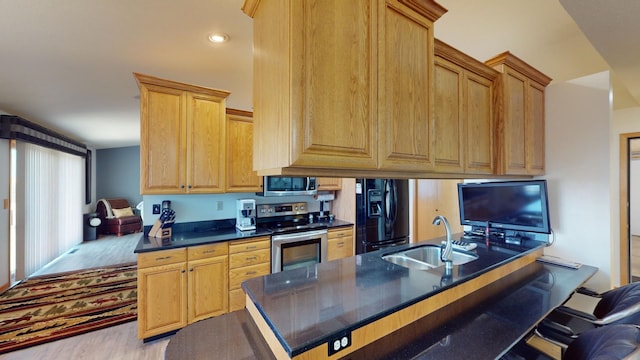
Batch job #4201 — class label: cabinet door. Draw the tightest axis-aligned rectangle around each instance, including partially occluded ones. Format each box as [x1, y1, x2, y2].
[328, 227, 354, 261]
[229, 1, 378, 172]
[139, 83, 187, 194]
[433, 57, 464, 173]
[188, 256, 228, 323]
[137, 262, 187, 339]
[186, 92, 226, 193]
[378, 1, 434, 171]
[464, 72, 495, 174]
[501, 68, 528, 174]
[415, 180, 463, 242]
[317, 177, 342, 191]
[226, 112, 262, 192]
[527, 81, 545, 175]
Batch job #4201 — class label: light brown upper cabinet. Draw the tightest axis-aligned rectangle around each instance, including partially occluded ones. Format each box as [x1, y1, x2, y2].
[485, 52, 552, 176]
[242, 0, 447, 177]
[433, 39, 498, 175]
[135, 73, 229, 194]
[226, 109, 262, 192]
[317, 177, 342, 191]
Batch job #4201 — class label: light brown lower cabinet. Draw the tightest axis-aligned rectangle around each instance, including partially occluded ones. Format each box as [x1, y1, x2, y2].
[328, 227, 354, 261]
[137, 243, 228, 339]
[137, 228, 356, 339]
[228, 236, 271, 312]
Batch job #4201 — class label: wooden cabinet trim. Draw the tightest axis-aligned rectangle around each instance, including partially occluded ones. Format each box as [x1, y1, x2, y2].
[484, 51, 551, 87]
[134, 72, 231, 98]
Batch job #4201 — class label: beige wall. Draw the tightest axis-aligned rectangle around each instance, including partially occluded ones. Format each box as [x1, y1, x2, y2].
[544, 71, 612, 290]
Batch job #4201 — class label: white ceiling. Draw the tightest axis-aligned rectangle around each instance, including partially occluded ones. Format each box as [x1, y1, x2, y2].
[0, 0, 637, 149]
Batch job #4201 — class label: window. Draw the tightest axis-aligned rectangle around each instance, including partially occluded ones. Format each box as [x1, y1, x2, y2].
[14, 142, 84, 279]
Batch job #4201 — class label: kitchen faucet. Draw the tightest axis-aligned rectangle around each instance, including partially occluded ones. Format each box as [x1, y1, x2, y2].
[432, 215, 453, 270]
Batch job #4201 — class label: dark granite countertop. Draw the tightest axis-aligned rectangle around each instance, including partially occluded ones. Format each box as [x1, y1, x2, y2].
[134, 218, 353, 253]
[241, 235, 551, 357]
[366, 262, 597, 359]
[166, 261, 597, 360]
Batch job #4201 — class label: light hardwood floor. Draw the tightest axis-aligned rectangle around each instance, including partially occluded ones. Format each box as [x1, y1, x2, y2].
[1, 234, 170, 360]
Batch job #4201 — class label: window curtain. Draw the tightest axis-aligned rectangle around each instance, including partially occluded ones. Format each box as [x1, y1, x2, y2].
[16, 142, 83, 278]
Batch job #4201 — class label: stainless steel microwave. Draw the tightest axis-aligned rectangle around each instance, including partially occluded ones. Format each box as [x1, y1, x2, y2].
[258, 176, 318, 196]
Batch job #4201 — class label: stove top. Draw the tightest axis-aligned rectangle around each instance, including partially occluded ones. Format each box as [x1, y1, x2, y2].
[257, 202, 328, 234]
[265, 221, 328, 234]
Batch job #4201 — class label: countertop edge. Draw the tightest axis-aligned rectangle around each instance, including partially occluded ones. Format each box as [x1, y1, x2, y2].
[134, 219, 354, 253]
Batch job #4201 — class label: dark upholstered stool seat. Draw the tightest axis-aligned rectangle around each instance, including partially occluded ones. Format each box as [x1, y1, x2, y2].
[564, 324, 640, 360]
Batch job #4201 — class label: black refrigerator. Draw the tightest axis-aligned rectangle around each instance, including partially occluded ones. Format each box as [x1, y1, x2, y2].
[355, 178, 409, 254]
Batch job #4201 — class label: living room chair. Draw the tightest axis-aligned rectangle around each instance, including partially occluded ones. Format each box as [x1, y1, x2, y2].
[96, 198, 143, 236]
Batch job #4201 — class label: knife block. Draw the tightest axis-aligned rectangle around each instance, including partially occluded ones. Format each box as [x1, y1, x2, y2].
[149, 219, 173, 239]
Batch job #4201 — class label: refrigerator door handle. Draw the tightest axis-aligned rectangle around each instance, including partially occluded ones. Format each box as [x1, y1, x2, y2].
[390, 179, 398, 224]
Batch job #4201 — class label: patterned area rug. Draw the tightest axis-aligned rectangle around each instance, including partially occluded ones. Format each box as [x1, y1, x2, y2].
[0, 263, 137, 354]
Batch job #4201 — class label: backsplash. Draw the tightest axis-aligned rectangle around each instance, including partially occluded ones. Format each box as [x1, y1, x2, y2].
[141, 193, 330, 226]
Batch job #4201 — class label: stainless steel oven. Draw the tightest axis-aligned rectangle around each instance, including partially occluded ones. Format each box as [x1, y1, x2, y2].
[272, 229, 328, 273]
[257, 202, 328, 273]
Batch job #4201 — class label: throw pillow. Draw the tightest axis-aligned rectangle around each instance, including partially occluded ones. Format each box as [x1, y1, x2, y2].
[113, 207, 134, 218]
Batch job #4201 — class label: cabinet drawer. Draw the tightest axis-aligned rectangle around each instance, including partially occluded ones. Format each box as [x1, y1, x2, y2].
[328, 238, 354, 261]
[229, 263, 271, 290]
[229, 288, 246, 312]
[328, 228, 353, 240]
[230, 248, 270, 269]
[138, 248, 187, 268]
[188, 242, 228, 261]
[229, 237, 270, 254]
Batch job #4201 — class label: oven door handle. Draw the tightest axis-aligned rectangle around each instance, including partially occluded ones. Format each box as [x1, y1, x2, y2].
[272, 229, 328, 242]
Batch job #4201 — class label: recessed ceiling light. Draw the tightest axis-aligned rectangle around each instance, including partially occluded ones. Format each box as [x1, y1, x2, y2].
[208, 33, 229, 43]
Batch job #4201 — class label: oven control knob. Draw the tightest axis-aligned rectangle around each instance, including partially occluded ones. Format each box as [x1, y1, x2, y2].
[294, 206, 298, 211]
[300, 205, 305, 211]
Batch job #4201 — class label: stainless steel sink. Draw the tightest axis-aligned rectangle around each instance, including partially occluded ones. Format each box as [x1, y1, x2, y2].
[382, 245, 478, 269]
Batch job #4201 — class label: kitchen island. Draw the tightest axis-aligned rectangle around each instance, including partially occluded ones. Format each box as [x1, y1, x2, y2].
[165, 236, 597, 359]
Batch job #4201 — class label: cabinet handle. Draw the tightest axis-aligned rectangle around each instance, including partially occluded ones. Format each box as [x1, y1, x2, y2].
[246, 256, 257, 261]
[203, 250, 217, 254]
[246, 271, 257, 275]
[181, 269, 186, 273]
[188, 185, 192, 189]
[246, 246, 256, 250]
[337, 242, 344, 247]
[180, 185, 185, 189]
[156, 256, 172, 261]
[189, 268, 194, 272]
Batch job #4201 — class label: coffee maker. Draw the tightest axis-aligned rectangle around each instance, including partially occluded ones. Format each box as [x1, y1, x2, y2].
[236, 199, 256, 231]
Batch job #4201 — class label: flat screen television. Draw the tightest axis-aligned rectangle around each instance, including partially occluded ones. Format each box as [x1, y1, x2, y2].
[457, 180, 551, 234]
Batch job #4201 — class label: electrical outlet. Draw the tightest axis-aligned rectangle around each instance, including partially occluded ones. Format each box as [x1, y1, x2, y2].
[152, 204, 161, 214]
[328, 331, 351, 356]
[216, 201, 223, 211]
